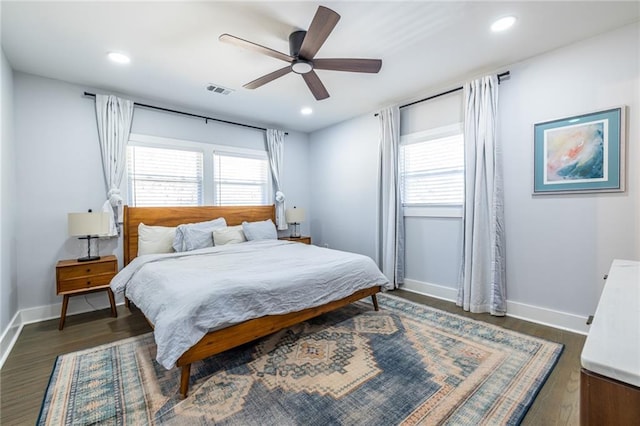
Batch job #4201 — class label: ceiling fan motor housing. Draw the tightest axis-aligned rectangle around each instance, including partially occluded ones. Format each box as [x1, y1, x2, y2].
[289, 30, 313, 74]
[289, 30, 307, 57]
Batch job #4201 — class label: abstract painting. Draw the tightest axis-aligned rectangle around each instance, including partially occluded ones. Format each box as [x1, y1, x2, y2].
[534, 107, 625, 194]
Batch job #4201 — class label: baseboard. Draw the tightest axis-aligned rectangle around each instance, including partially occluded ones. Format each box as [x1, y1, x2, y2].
[400, 278, 589, 335]
[0, 297, 121, 369]
[402, 279, 458, 302]
[506, 300, 589, 335]
[20, 297, 116, 325]
[0, 311, 23, 369]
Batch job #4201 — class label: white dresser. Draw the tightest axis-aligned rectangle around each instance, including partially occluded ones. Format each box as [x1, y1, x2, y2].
[580, 259, 640, 425]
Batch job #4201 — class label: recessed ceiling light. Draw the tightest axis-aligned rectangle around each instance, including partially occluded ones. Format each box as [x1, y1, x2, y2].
[107, 52, 131, 64]
[491, 16, 517, 32]
[301, 107, 313, 115]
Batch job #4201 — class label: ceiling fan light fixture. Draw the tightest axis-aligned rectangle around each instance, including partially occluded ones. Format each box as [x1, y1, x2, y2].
[291, 59, 313, 74]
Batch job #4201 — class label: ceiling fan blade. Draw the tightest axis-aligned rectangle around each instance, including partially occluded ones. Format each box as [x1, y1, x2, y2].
[244, 66, 292, 89]
[219, 34, 293, 63]
[313, 58, 382, 73]
[299, 6, 340, 60]
[302, 71, 330, 100]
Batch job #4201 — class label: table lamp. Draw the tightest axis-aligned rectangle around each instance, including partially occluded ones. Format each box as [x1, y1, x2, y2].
[68, 210, 110, 262]
[285, 206, 305, 238]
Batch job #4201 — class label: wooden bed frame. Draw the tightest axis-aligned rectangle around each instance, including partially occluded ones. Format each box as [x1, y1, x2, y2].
[122, 205, 381, 398]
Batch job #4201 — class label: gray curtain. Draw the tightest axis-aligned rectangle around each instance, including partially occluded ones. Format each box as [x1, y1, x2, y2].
[377, 106, 405, 288]
[95, 94, 134, 236]
[266, 129, 288, 230]
[457, 75, 506, 315]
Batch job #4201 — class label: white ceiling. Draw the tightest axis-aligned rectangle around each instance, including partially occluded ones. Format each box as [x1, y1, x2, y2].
[2, 1, 639, 133]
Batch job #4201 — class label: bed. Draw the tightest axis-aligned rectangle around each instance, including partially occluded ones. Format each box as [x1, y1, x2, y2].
[113, 205, 390, 398]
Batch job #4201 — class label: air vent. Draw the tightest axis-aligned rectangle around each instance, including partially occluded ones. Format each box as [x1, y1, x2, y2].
[206, 84, 234, 95]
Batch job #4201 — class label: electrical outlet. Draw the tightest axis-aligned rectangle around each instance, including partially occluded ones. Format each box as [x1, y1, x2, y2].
[324, 243, 329, 248]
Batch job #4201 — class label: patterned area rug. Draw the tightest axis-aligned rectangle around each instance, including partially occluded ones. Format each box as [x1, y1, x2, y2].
[38, 294, 563, 425]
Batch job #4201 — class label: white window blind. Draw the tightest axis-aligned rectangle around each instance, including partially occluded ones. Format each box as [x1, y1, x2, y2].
[213, 152, 269, 205]
[127, 145, 203, 206]
[400, 131, 464, 205]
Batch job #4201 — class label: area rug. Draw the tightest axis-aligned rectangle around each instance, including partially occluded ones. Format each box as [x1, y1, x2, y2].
[38, 293, 563, 425]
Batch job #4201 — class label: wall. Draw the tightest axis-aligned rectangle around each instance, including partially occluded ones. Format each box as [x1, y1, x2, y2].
[401, 91, 464, 293]
[12, 72, 310, 319]
[0, 48, 18, 359]
[500, 22, 638, 319]
[310, 22, 639, 332]
[309, 114, 379, 261]
[307, 93, 465, 289]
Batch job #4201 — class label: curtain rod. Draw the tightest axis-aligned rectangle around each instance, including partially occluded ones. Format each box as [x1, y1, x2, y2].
[374, 71, 510, 116]
[83, 92, 288, 135]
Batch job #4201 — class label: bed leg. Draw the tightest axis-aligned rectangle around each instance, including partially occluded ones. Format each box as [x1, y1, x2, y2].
[125, 297, 131, 310]
[371, 294, 379, 311]
[179, 364, 191, 399]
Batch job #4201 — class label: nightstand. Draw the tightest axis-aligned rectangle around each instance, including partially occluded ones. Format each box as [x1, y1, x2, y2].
[279, 236, 311, 245]
[56, 254, 118, 330]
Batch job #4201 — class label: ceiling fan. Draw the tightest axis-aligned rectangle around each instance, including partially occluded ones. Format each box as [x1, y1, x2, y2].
[219, 5, 382, 101]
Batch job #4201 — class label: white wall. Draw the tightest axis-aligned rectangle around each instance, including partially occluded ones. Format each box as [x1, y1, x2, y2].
[1, 48, 18, 341]
[310, 22, 639, 331]
[500, 22, 639, 317]
[309, 114, 379, 260]
[12, 72, 310, 316]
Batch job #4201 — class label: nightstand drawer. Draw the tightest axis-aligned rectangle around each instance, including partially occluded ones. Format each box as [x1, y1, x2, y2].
[279, 236, 311, 245]
[57, 273, 114, 293]
[57, 261, 116, 280]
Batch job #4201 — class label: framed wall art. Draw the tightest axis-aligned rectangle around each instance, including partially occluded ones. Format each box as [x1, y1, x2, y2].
[533, 106, 626, 194]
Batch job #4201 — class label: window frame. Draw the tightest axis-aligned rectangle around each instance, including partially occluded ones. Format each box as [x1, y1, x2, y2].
[127, 133, 272, 207]
[400, 123, 464, 218]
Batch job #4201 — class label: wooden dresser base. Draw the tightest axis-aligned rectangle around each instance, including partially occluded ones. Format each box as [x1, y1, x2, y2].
[580, 368, 640, 425]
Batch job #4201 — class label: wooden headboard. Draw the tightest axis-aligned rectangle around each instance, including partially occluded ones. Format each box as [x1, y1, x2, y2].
[123, 205, 276, 266]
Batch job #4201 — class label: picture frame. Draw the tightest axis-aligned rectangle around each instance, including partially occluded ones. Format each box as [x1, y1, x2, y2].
[533, 106, 626, 194]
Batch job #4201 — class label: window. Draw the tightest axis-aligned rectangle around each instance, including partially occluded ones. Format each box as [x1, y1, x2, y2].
[127, 145, 203, 206]
[213, 152, 270, 205]
[127, 134, 271, 207]
[400, 124, 464, 210]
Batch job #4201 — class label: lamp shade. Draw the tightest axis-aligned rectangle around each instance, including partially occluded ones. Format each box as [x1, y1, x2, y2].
[285, 207, 305, 224]
[68, 212, 110, 237]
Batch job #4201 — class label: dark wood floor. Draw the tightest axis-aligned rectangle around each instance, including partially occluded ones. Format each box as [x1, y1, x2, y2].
[0, 290, 585, 425]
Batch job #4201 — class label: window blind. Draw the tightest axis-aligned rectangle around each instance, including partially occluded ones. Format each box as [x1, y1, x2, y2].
[213, 152, 269, 205]
[400, 133, 464, 205]
[127, 146, 203, 206]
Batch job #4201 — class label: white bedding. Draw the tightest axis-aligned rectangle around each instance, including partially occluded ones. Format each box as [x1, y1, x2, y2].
[111, 240, 391, 369]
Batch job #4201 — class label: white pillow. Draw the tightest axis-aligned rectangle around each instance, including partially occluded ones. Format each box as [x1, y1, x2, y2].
[172, 217, 227, 252]
[138, 223, 176, 256]
[213, 225, 247, 246]
[242, 219, 277, 241]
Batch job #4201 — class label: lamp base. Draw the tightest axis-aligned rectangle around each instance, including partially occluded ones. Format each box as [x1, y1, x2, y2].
[77, 255, 101, 263]
[77, 235, 100, 263]
[290, 222, 301, 238]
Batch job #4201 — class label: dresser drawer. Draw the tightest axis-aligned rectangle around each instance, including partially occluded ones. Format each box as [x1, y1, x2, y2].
[57, 260, 116, 280]
[57, 273, 114, 293]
